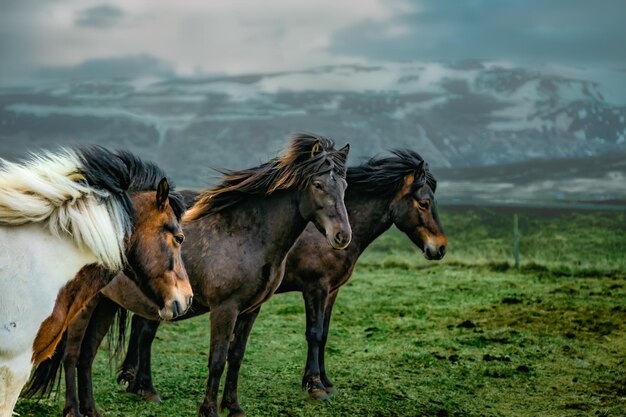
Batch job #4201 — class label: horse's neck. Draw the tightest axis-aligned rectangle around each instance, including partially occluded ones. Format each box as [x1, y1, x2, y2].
[191, 192, 308, 264]
[238, 193, 308, 260]
[344, 192, 393, 254]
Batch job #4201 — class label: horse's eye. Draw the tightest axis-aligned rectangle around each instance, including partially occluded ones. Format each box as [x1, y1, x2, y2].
[174, 234, 185, 245]
[313, 181, 323, 190]
[418, 200, 430, 209]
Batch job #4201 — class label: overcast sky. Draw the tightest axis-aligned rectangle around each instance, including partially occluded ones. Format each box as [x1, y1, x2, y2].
[1, 0, 623, 83]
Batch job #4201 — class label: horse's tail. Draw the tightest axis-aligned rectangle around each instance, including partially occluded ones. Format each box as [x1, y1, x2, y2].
[107, 305, 128, 361]
[22, 332, 66, 398]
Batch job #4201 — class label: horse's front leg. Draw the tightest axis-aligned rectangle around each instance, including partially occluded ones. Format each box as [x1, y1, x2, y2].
[119, 315, 162, 402]
[198, 305, 238, 417]
[117, 314, 143, 389]
[0, 352, 31, 417]
[302, 288, 330, 401]
[319, 289, 339, 395]
[220, 308, 261, 417]
[63, 350, 81, 417]
[62, 295, 101, 417]
[76, 298, 118, 417]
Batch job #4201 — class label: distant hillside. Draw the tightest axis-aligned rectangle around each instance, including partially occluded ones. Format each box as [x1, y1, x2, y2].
[1, 61, 625, 204]
[435, 152, 626, 207]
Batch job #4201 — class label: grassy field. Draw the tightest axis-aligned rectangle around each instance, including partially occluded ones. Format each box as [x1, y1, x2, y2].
[16, 206, 626, 417]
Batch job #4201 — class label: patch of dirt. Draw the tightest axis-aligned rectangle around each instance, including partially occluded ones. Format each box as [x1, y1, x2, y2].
[457, 320, 477, 329]
[502, 297, 523, 305]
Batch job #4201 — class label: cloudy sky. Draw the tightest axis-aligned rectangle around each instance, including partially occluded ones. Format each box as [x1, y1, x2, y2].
[1, 0, 623, 83]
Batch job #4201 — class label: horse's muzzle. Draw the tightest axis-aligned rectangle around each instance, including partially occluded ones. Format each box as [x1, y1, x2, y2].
[424, 244, 446, 260]
[331, 230, 351, 250]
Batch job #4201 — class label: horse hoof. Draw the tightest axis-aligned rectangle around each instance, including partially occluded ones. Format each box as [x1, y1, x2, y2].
[325, 385, 338, 396]
[303, 375, 331, 401]
[220, 401, 245, 417]
[308, 388, 331, 402]
[143, 391, 162, 403]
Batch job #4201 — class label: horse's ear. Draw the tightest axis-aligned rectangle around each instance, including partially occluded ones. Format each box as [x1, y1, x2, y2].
[156, 177, 169, 211]
[337, 144, 350, 164]
[310, 141, 322, 158]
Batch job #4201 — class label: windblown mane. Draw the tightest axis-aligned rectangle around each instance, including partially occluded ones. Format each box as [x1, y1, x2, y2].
[185, 133, 347, 221]
[0, 146, 184, 271]
[347, 149, 437, 196]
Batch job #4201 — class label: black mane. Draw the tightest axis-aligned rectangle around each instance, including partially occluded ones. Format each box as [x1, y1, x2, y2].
[77, 146, 185, 222]
[186, 133, 348, 220]
[347, 149, 437, 197]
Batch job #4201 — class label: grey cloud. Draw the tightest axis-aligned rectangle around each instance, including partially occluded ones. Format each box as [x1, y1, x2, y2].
[75, 4, 124, 28]
[331, 0, 626, 66]
[0, 0, 45, 81]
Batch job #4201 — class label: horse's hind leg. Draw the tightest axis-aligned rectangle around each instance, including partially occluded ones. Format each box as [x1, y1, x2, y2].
[220, 308, 261, 417]
[76, 298, 118, 417]
[319, 289, 339, 395]
[302, 288, 330, 401]
[0, 353, 31, 417]
[119, 316, 161, 402]
[63, 296, 101, 417]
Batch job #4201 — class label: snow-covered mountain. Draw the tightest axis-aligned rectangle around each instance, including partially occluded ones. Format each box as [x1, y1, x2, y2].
[1, 61, 625, 203]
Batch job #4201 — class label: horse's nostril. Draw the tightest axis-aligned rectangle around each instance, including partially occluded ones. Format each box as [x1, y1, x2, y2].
[334, 231, 349, 246]
[173, 300, 182, 317]
[438, 246, 446, 256]
[187, 296, 193, 308]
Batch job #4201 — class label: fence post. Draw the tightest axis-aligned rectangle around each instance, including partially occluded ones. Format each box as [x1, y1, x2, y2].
[513, 213, 520, 269]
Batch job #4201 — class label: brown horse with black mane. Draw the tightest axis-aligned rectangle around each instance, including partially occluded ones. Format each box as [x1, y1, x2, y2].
[27, 133, 351, 417]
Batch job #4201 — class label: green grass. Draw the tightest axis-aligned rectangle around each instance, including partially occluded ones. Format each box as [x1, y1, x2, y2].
[16, 207, 626, 417]
[367, 207, 626, 276]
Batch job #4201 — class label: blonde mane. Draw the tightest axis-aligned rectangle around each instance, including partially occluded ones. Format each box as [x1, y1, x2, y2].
[0, 149, 130, 271]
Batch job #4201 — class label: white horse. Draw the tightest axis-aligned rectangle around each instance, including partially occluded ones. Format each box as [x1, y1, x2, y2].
[0, 147, 191, 417]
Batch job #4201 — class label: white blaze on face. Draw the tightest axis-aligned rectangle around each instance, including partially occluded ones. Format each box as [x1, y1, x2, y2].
[0, 224, 97, 416]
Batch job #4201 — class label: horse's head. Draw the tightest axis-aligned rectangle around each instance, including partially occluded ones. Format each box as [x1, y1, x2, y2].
[294, 136, 352, 250]
[390, 162, 447, 260]
[125, 178, 193, 320]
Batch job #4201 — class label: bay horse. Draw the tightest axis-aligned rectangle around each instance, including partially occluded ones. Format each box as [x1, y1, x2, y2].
[118, 149, 448, 408]
[27, 133, 352, 417]
[0, 146, 192, 417]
